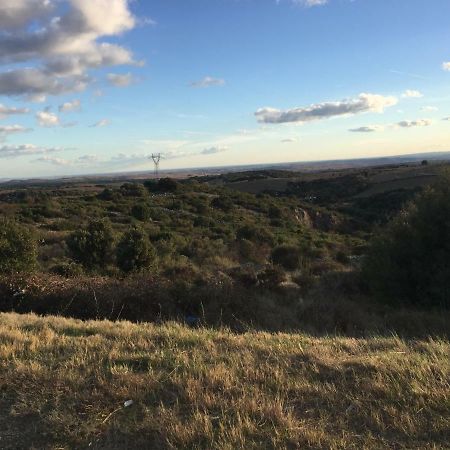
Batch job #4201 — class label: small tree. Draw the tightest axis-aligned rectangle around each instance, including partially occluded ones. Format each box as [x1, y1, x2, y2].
[67, 219, 114, 269]
[116, 226, 156, 273]
[363, 172, 450, 308]
[0, 218, 37, 273]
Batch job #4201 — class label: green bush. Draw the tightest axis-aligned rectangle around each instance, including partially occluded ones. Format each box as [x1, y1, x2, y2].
[116, 226, 157, 273]
[131, 203, 151, 221]
[67, 219, 114, 269]
[145, 178, 179, 193]
[50, 262, 84, 278]
[120, 183, 147, 197]
[211, 195, 234, 212]
[0, 218, 37, 273]
[271, 245, 302, 271]
[236, 224, 274, 244]
[363, 174, 450, 308]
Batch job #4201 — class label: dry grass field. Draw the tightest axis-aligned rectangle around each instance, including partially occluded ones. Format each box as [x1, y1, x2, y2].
[1, 312, 449, 449]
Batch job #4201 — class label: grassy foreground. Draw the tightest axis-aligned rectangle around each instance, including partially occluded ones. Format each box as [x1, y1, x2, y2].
[0, 313, 449, 449]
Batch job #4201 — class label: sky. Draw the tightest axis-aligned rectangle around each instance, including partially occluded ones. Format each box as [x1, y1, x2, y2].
[0, 0, 450, 179]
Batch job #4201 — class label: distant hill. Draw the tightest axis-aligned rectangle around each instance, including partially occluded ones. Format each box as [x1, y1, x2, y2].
[2, 151, 450, 186]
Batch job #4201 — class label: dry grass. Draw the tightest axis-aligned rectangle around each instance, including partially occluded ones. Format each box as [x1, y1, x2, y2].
[0, 312, 449, 449]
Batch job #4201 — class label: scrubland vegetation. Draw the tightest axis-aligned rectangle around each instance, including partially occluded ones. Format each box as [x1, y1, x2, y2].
[0, 162, 449, 448]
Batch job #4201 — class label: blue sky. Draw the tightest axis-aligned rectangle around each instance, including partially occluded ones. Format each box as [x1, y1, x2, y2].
[1, 0, 450, 178]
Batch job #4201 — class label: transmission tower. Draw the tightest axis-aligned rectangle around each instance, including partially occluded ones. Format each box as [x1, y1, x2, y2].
[151, 153, 162, 178]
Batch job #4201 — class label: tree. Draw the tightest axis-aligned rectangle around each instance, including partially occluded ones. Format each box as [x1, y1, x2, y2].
[363, 173, 450, 308]
[0, 218, 37, 273]
[116, 226, 156, 273]
[67, 219, 114, 269]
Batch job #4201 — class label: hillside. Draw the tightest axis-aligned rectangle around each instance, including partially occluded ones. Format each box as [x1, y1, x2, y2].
[0, 312, 449, 449]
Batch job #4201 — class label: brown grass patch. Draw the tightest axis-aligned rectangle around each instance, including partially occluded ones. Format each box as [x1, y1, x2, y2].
[0, 312, 449, 449]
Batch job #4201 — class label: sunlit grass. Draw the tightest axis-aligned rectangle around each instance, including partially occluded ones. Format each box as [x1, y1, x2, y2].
[0, 312, 449, 449]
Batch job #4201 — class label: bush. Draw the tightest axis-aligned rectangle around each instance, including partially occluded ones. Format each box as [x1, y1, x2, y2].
[363, 173, 450, 308]
[236, 224, 274, 244]
[0, 218, 37, 273]
[116, 226, 157, 273]
[268, 205, 283, 219]
[120, 183, 147, 197]
[50, 262, 84, 278]
[257, 265, 286, 288]
[211, 195, 234, 212]
[145, 178, 179, 193]
[67, 219, 114, 269]
[98, 188, 121, 201]
[271, 245, 302, 271]
[131, 203, 151, 221]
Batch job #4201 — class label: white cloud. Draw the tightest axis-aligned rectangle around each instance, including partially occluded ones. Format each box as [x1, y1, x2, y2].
[34, 153, 101, 166]
[255, 93, 398, 124]
[0, 124, 30, 138]
[189, 76, 226, 88]
[201, 146, 228, 155]
[0, 143, 63, 159]
[281, 138, 298, 143]
[442, 62, 450, 71]
[59, 99, 81, 113]
[0, 0, 139, 99]
[397, 119, 432, 128]
[0, 103, 30, 119]
[91, 119, 110, 128]
[296, 0, 328, 6]
[107, 72, 134, 87]
[0, 68, 88, 101]
[36, 110, 60, 127]
[34, 156, 72, 166]
[77, 154, 100, 163]
[349, 119, 433, 133]
[0, 0, 54, 30]
[402, 90, 423, 98]
[421, 106, 438, 112]
[349, 125, 384, 133]
[284, 0, 328, 6]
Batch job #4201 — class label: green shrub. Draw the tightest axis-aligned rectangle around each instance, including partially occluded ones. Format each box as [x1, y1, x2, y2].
[271, 245, 302, 271]
[67, 219, 114, 269]
[363, 173, 450, 308]
[131, 203, 151, 221]
[145, 178, 179, 193]
[211, 195, 234, 212]
[116, 226, 157, 273]
[120, 183, 147, 197]
[257, 265, 286, 288]
[268, 205, 283, 219]
[236, 224, 274, 244]
[0, 218, 37, 273]
[50, 262, 84, 278]
[98, 188, 121, 201]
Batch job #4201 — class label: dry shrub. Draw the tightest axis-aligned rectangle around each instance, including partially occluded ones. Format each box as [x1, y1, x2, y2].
[0, 270, 448, 338]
